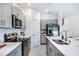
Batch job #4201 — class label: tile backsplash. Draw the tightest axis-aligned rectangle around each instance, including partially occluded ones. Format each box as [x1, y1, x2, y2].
[0, 28, 22, 42]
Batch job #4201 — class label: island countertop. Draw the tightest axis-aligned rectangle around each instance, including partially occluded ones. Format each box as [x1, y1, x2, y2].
[45, 36, 79, 56]
[0, 42, 22, 56]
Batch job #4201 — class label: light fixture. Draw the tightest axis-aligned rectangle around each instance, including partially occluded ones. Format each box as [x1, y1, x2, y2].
[27, 3, 31, 6]
[46, 9, 49, 12]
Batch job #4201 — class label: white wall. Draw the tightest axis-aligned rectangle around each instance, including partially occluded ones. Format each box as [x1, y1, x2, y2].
[31, 9, 40, 48]
[25, 8, 32, 35]
[25, 8, 40, 48]
[62, 13, 79, 37]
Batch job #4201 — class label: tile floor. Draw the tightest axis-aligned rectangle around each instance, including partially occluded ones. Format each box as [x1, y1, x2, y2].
[28, 45, 47, 56]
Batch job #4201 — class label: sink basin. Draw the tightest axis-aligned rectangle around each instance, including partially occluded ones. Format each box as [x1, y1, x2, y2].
[53, 40, 70, 45]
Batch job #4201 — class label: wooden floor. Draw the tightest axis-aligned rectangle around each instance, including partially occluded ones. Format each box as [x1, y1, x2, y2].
[28, 45, 47, 56]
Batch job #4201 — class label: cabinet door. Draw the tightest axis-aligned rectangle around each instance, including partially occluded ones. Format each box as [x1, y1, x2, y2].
[40, 34, 46, 44]
[8, 45, 22, 56]
[47, 40, 64, 56]
[0, 4, 5, 27]
[15, 7, 21, 20]
[0, 4, 2, 20]
[47, 40, 57, 56]
[15, 45, 22, 56]
[19, 10, 22, 20]
[12, 5, 16, 15]
[50, 42, 56, 56]
[50, 41, 56, 56]
[2, 3, 12, 27]
[21, 13, 26, 30]
[55, 48, 64, 56]
[12, 5, 22, 20]
[50, 41, 64, 56]
[0, 3, 9, 27]
[47, 40, 52, 56]
[16, 8, 20, 19]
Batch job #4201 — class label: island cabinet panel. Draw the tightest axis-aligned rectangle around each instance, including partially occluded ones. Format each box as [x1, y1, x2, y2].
[47, 39, 55, 56]
[47, 39, 64, 56]
[7, 45, 22, 56]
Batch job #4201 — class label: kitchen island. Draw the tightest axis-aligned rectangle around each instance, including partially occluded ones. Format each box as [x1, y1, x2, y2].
[46, 36, 79, 56]
[0, 42, 22, 56]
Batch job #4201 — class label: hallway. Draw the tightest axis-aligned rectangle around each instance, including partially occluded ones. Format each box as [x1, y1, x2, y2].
[29, 45, 47, 56]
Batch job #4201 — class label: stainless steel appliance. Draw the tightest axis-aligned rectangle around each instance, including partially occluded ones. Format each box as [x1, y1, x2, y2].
[46, 24, 60, 36]
[4, 33, 30, 56]
[12, 14, 22, 29]
[4, 33, 18, 42]
[18, 37, 31, 56]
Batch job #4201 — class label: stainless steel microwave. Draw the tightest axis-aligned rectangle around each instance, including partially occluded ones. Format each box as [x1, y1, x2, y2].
[12, 14, 22, 29]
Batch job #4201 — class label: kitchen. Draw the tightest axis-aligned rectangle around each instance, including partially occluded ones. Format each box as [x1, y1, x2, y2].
[0, 3, 79, 56]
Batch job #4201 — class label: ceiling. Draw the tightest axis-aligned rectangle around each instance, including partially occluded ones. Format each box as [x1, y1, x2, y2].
[16, 3, 79, 17]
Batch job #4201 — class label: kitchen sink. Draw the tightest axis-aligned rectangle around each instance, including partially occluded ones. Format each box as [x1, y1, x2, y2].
[53, 39, 70, 45]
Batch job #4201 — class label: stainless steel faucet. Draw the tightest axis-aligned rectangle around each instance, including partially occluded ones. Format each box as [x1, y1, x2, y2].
[64, 30, 68, 41]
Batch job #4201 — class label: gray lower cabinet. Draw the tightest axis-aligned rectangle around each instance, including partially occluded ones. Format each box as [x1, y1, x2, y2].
[47, 39, 55, 56]
[7, 45, 22, 56]
[40, 34, 46, 44]
[47, 39, 64, 56]
[54, 47, 64, 56]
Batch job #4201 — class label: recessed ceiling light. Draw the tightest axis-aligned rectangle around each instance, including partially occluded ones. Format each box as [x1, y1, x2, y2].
[46, 9, 49, 12]
[27, 3, 31, 6]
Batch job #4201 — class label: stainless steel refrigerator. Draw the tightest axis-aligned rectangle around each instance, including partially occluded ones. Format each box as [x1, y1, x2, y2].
[46, 24, 60, 36]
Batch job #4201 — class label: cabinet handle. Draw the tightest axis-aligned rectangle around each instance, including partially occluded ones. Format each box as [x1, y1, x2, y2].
[0, 20, 4, 26]
[49, 48, 52, 52]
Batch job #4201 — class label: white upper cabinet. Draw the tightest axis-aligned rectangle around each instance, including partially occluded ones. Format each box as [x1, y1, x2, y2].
[0, 4, 2, 20]
[18, 10, 22, 20]
[15, 7, 20, 19]
[12, 5, 16, 15]
[22, 14, 26, 30]
[0, 3, 26, 29]
[2, 3, 12, 28]
[12, 4, 26, 29]
[0, 4, 3, 27]
[0, 3, 12, 28]
[12, 5, 22, 21]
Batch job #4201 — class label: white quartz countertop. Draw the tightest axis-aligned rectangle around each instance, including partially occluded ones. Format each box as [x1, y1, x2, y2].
[45, 36, 79, 56]
[18, 35, 31, 39]
[0, 42, 22, 56]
